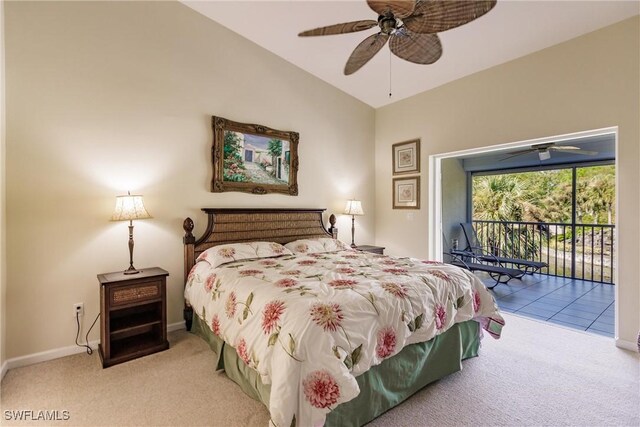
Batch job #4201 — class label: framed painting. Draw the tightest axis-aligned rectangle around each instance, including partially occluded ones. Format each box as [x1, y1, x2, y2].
[393, 177, 420, 209]
[392, 139, 420, 175]
[211, 116, 299, 195]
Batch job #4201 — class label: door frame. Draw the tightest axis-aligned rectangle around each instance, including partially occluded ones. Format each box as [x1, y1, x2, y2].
[428, 126, 619, 337]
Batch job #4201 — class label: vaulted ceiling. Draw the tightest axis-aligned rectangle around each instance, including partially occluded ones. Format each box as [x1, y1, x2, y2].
[183, 1, 639, 108]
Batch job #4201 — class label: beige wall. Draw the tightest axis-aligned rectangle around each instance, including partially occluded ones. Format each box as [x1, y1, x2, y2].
[375, 17, 640, 345]
[4, 1, 375, 358]
[1, 0, 6, 371]
[4, 2, 638, 360]
[441, 158, 467, 252]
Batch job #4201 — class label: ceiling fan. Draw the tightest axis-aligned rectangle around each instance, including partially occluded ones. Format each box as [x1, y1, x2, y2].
[298, 0, 497, 75]
[503, 143, 598, 161]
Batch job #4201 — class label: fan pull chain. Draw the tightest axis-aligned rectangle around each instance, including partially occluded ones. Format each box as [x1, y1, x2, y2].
[389, 50, 392, 98]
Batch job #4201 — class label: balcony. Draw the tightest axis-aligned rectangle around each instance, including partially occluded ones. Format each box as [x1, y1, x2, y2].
[472, 220, 615, 284]
[470, 220, 615, 337]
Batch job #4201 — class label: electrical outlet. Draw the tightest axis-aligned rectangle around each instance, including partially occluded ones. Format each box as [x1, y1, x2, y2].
[73, 303, 84, 318]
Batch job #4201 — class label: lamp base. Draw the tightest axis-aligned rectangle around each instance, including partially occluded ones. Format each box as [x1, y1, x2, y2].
[123, 266, 141, 275]
[350, 243, 357, 248]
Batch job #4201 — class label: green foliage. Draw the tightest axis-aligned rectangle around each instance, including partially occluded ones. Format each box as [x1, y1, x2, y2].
[576, 166, 615, 225]
[223, 131, 247, 182]
[473, 165, 615, 225]
[268, 139, 283, 157]
[472, 165, 615, 260]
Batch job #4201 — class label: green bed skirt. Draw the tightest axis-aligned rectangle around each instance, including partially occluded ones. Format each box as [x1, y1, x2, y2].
[192, 316, 480, 426]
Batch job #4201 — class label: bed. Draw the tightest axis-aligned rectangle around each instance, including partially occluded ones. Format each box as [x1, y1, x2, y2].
[182, 208, 504, 427]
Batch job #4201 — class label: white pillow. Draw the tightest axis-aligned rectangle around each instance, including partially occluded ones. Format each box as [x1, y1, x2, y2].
[284, 238, 351, 254]
[196, 242, 292, 268]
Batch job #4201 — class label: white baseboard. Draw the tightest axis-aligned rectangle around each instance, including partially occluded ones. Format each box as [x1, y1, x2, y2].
[615, 338, 638, 352]
[1, 360, 8, 382]
[6, 339, 101, 372]
[3, 321, 187, 375]
[167, 321, 186, 333]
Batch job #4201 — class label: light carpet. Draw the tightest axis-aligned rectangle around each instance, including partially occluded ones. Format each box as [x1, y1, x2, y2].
[1, 313, 638, 426]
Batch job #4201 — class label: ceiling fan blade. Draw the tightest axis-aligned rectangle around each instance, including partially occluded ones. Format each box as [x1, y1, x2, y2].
[404, 0, 496, 34]
[344, 33, 389, 75]
[500, 151, 533, 162]
[389, 31, 442, 64]
[298, 20, 378, 37]
[508, 148, 536, 156]
[367, 1, 416, 18]
[564, 149, 598, 156]
[548, 146, 598, 155]
[548, 146, 580, 151]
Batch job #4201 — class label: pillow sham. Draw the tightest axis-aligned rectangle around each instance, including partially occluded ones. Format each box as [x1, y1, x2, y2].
[196, 242, 293, 268]
[284, 237, 351, 254]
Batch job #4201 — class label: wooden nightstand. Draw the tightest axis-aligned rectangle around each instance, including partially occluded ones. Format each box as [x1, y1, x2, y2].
[355, 245, 385, 255]
[98, 267, 169, 368]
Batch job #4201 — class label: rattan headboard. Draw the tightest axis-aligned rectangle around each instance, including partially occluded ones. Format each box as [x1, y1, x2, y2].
[183, 208, 336, 282]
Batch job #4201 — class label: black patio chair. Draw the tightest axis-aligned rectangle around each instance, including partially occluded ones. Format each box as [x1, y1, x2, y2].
[460, 222, 548, 274]
[443, 232, 524, 289]
[447, 250, 525, 289]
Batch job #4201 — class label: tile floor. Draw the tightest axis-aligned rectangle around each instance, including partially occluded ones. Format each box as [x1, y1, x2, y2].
[476, 272, 615, 337]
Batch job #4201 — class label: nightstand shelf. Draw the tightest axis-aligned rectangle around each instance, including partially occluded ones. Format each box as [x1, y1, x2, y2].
[109, 332, 166, 361]
[110, 303, 161, 331]
[110, 316, 162, 341]
[98, 267, 169, 368]
[356, 245, 385, 255]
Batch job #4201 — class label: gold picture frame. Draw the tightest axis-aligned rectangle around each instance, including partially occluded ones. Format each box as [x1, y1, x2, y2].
[211, 116, 299, 195]
[392, 139, 420, 175]
[393, 176, 420, 209]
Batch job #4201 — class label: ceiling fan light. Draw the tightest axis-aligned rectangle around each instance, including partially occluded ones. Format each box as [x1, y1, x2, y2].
[538, 150, 551, 161]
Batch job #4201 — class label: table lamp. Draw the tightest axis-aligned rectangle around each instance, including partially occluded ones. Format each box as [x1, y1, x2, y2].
[344, 199, 364, 248]
[111, 191, 152, 274]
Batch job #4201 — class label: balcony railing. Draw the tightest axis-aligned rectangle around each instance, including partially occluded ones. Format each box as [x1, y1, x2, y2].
[471, 220, 615, 284]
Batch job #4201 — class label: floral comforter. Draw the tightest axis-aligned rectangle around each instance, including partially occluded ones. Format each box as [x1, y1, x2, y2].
[184, 249, 504, 427]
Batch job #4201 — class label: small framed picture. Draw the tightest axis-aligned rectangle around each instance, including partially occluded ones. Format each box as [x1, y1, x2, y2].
[393, 177, 420, 209]
[392, 139, 420, 175]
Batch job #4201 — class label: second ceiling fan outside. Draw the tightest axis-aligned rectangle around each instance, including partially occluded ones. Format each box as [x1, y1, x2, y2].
[503, 143, 599, 162]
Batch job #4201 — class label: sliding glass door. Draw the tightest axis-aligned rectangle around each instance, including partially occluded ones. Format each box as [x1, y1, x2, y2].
[470, 162, 615, 283]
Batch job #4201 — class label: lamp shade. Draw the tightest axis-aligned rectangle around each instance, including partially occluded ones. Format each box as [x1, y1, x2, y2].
[344, 200, 364, 216]
[111, 194, 152, 221]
